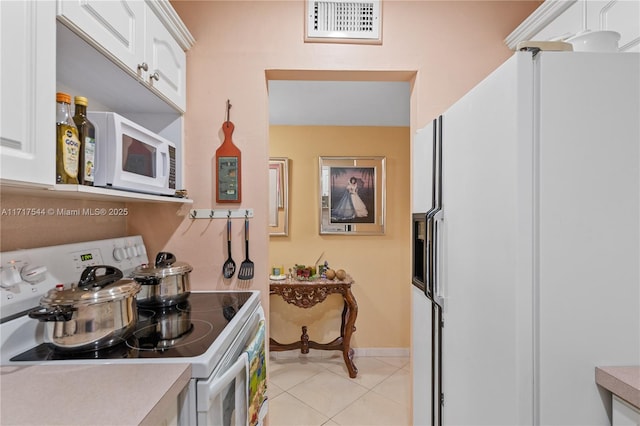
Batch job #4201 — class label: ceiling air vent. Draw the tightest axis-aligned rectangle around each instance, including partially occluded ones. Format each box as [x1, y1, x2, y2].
[305, 0, 381, 44]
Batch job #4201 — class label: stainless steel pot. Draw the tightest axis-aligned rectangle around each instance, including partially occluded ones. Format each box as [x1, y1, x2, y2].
[28, 265, 140, 352]
[135, 302, 193, 350]
[133, 252, 193, 307]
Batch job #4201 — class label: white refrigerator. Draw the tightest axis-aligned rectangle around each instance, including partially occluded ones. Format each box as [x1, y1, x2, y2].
[411, 50, 640, 425]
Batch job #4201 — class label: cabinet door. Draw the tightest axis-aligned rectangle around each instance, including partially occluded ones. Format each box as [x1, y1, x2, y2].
[0, 1, 56, 187]
[57, 0, 146, 73]
[613, 395, 640, 426]
[529, 0, 640, 52]
[145, 11, 187, 111]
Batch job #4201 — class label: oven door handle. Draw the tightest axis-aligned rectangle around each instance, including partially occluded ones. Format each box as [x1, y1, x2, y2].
[206, 352, 248, 397]
[198, 351, 249, 426]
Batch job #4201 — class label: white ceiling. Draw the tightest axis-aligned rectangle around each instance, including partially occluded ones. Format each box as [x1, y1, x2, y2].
[268, 80, 410, 126]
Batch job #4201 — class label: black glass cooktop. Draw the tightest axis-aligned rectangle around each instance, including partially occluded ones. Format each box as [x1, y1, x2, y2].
[11, 292, 252, 361]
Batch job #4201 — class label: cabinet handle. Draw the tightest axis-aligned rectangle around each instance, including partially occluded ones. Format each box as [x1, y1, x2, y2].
[137, 62, 148, 72]
[150, 72, 160, 82]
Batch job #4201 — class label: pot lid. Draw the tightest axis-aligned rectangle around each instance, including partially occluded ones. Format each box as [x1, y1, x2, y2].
[41, 266, 140, 306]
[133, 252, 193, 278]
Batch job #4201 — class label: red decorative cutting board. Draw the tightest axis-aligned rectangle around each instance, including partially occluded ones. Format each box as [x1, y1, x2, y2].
[216, 101, 241, 203]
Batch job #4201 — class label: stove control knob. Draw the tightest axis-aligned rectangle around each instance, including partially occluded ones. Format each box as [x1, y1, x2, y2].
[21, 265, 48, 284]
[136, 244, 147, 257]
[1, 262, 23, 288]
[113, 247, 126, 262]
[126, 246, 137, 258]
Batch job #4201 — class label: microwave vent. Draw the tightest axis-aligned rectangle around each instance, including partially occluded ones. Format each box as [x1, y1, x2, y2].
[306, 0, 381, 43]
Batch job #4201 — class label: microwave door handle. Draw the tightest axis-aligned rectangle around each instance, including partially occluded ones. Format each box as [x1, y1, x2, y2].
[160, 150, 168, 179]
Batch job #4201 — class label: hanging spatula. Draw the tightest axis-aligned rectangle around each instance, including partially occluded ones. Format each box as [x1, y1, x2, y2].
[223, 216, 236, 278]
[238, 216, 254, 280]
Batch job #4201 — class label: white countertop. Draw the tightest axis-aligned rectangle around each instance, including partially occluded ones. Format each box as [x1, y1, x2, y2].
[595, 366, 640, 409]
[0, 363, 191, 425]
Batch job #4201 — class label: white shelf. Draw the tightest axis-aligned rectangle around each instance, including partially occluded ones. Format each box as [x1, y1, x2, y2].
[1, 182, 193, 204]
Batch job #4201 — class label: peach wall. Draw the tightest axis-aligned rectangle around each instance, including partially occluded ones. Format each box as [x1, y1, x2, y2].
[269, 126, 410, 348]
[155, 0, 539, 318]
[0, 0, 539, 345]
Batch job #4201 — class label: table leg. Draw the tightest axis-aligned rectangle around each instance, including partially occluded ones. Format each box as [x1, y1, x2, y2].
[340, 300, 348, 338]
[342, 288, 358, 378]
[300, 326, 309, 354]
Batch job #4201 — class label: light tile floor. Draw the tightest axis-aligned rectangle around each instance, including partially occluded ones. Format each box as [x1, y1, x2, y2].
[268, 353, 410, 426]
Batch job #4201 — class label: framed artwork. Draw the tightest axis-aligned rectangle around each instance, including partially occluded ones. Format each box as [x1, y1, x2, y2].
[319, 156, 386, 235]
[269, 157, 289, 236]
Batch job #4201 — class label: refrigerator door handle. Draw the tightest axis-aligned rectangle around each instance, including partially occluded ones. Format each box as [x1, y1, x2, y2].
[429, 117, 438, 213]
[426, 115, 444, 304]
[424, 117, 439, 300]
[430, 114, 444, 308]
[433, 210, 445, 309]
[426, 212, 435, 300]
[424, 118, 440, 219]
[425, 207, 439, 301]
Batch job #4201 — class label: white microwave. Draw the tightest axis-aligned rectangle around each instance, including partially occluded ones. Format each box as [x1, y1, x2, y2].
[87, 112, 176, 196]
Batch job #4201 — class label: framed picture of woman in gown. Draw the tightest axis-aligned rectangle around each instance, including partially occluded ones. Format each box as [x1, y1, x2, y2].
[319, 156, 386, 235]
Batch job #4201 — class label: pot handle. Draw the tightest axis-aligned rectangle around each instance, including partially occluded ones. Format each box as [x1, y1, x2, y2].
[134, 276, 161, 286]
[28, 306, 75, 322]
[155, 252, 176, 267]
[78, 265, 124, 289]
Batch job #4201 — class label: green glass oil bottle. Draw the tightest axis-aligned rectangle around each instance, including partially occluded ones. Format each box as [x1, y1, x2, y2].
[73, 96, 96, 186]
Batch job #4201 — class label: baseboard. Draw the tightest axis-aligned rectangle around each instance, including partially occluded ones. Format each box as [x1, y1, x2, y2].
[353, 347, 410, 357]
[269, 347, 410, 359]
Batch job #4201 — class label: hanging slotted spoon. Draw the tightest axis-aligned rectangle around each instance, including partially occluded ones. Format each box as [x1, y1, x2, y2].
[238, 216, 254, 280]
[223, 216, 236, 278]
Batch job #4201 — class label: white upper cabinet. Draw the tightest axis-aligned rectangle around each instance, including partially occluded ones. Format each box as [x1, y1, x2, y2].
[57, 0, 146, 74]
[0, 0, 193, 200]
[145, 12, 187, 111]
[57, 0, 189, 111]
[0, 1, 56, 187]
[506, 0, 640, 52]
[534, 0, 639, 51]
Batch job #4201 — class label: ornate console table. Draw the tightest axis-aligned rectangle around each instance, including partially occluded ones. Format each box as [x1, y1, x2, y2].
[269, 276, 358, 378]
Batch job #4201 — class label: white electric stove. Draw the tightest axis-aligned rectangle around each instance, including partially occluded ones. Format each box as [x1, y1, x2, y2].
[0, 236, 266, 425]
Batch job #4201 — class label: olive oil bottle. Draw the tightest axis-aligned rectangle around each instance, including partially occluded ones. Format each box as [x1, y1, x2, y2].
[55, 92, 80, 184]
[72, 96, 95, 186]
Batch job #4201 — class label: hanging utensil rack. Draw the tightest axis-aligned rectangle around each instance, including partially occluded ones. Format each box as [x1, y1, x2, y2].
[189, 209, 254, 219]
